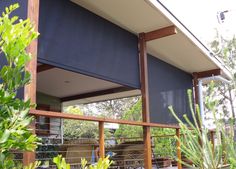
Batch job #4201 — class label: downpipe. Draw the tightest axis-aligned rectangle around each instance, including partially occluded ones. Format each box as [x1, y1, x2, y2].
[198, 75, 230, 127]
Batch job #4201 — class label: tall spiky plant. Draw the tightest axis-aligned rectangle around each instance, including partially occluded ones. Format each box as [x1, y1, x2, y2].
[168, 90, 224, 169]
[220, 119, 236, 169]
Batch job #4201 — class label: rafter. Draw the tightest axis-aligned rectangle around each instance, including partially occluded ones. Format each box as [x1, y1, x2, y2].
[60, 86, 134, 102]
[192, 69, 222, 79]
[144, 25, 177, 42]
[37, 64, 55, 73]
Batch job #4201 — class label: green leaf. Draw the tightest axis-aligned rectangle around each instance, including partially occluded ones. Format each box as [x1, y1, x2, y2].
[0, 3, 40, 166]
[0, 129, 10, 143]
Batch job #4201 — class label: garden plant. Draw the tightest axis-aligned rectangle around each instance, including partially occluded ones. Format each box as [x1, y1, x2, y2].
[0, 3, 39, 168]
[169, 89, 236, 169]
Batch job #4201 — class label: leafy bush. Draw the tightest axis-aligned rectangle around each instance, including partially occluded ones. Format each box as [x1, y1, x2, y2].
[152, 128, 176, 158]
[53, 155, 112, 169]
[0, 3, 39, 168]
[81, 156, 112, 169]
[220, 119, 236, 168]
[53, 155, 70, 169]
[115, 99, 177, 158]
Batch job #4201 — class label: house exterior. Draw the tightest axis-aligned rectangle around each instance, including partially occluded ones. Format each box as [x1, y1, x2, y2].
[0, 0, 231, 168]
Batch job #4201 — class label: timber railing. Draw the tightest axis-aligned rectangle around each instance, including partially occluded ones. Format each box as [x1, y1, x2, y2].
[30, 109, 180, 129]
[28, 109, 184, 168]
[20, 109, 216, 169]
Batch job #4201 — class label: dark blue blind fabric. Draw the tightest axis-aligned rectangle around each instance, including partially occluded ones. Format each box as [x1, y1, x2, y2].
[148, 55, 193, 124]
[38, 0, 140, 88]
[0, 0, 194, 124]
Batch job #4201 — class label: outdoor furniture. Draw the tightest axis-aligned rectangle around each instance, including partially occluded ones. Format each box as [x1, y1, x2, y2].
[154, 157, 172, 168]
[58, 139, 98, 167]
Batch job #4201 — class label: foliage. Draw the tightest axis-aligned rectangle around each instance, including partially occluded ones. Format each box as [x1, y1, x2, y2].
[114, 99, 143, 139]
[23, 161, 41, 169]
[169, 89, 236, 169]
[63, 106, 111, 139]
[220, 120, 236, 169]
[0, 3, 39, 168]
[209, 35, 236, 120]
[207, 26, 236, 169]
[211, 35, 236, 75]
[63, 106, 99, 139]
[63, 97, 140, 139]
[81, 156, 112, 169]
[53, 155, 112, 169]
[93, 97, 140, 119]
[203, 81, 229, 128]
[53, 155, 70, 169]
[152, 128, 176, 158]
[115, 99, 176, 158]
[65, 105, 83, 115]
[64, 119, 99, 139]
[207, 32, 236, 168]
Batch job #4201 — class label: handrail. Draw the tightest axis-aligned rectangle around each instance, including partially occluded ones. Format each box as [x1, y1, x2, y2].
[30, 109, 180, 129]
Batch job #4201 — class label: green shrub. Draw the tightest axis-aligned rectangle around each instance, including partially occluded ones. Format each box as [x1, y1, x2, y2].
[53, 155, 112, 169]
[0, 3, 39, 168]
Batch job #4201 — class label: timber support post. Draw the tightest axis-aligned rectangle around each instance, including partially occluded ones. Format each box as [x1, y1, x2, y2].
[176, 128, 182, 169]
[23, 0, 40, 165]
[192, 73, 199, 105]
[99, 121, 105, 159]
[138, 26, 177, 168]
[139, 33, 152, 169]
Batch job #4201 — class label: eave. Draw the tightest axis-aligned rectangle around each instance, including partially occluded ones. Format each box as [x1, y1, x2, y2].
[72, 0, 231, 79]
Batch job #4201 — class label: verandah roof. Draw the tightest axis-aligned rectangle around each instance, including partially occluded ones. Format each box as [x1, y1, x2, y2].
[73, 0, 231, 79]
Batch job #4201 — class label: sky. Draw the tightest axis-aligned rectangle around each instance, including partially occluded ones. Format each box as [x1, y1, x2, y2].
[160, 0, 236, 46]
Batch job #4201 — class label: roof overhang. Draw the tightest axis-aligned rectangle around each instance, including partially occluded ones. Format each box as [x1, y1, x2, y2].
[37, 67, 140, 105]
[72, 0, 231, 79]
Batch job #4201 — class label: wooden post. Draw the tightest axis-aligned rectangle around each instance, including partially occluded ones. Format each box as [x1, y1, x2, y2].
[192, 73, 199, 105]
[176, 128, 182, 169]
[139, 33, 152, 169]
[23, 0, 40, 165]
[99, 121, 105, 159]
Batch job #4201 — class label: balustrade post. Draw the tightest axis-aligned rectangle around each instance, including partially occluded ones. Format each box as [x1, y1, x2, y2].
[99, 121, 105, 159]
[176, 128, 182, 169]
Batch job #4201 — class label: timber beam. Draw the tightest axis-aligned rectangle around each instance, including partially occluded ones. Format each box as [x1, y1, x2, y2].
[37, 64, 55, 73]
[144, 25, 177, 42]
[192, 69, 222, 79]
[61, 86, 134, 102]
[192, 68, 222, 106]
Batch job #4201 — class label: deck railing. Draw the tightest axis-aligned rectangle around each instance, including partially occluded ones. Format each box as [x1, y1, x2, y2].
[30, 109, 184, 168]
[11, 109, 216, 168]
